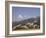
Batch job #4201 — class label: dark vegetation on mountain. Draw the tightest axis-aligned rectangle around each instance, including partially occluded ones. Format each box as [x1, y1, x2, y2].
[12, 16, 40, 31]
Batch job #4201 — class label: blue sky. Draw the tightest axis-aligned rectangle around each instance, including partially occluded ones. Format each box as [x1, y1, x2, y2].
[12, 7, 40, 22]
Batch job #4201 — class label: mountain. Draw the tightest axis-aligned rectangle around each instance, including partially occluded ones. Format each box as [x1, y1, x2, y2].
[12, 16, 40, 30]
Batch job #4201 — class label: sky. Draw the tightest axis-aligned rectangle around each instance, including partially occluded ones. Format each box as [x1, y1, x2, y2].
[12, 7, 40, 22]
